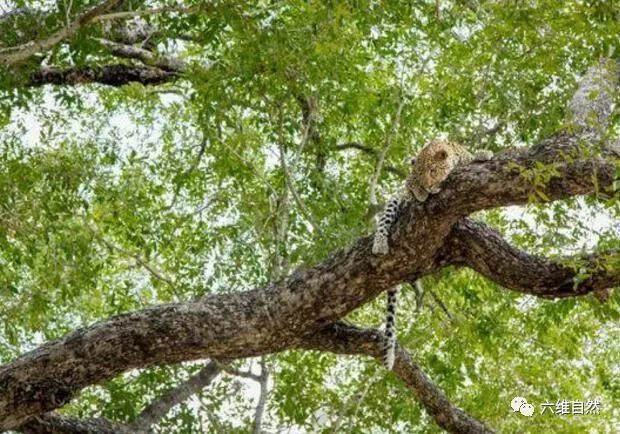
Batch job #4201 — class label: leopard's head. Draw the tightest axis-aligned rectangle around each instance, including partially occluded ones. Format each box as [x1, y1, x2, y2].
[412, 140, 460, 193]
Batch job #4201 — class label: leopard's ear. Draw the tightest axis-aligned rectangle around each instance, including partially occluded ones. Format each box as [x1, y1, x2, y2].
[434, 149, 448, 161]
[409, 157, 417, 165]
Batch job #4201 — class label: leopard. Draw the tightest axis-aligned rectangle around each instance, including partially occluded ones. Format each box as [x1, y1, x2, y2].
[374, 139, 493, 370]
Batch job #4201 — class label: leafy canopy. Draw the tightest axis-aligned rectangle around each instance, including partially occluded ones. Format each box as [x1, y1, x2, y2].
[0, 1, 618, 432]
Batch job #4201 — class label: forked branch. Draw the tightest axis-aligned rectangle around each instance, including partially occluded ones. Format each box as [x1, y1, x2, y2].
[302, 323, 494, 434]
[444, 219, 619, 299]
[1, 60, 619, 434]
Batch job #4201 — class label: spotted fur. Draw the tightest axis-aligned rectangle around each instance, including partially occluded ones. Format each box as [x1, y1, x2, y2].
[372, 140, 492, 256]
[382, 287, 398, 370]
[373, 140, 492, 370]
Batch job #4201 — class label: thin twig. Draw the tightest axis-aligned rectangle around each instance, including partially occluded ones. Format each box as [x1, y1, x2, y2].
[279, 142, 324, 236]
[329, 368, 381, 433]
[64, 0, 73, 29]
[296, 94, 317, 152]
[334, 142, 406, 177]
[218, 138, 279, 199]
[87, 223, 177, 291]
[368, 95, 406, 207]
[129, 361, 222, 433]
[427, 288, 455, 322]
[163, 140, 208, 211]
[132, 254, 177, 290]
[412, 279, 425, 312]
[216, 362, 262, 382]
[270, 106, 324, 237]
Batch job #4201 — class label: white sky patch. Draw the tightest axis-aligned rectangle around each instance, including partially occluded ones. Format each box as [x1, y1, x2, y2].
[502, 199, 619, 252]
[0, 20, 618, 430]
[370, 25, 381, 40]
[2, 85, 617, 430]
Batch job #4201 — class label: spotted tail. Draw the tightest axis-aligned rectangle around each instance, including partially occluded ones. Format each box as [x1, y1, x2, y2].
[372, 197, 401, 255]
[382, 287, 398, 370]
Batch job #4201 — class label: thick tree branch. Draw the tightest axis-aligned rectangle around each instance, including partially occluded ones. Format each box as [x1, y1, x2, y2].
[1, 60, 619, 430]
[432, 60, 619, 218]
[0, 0, 123, 66]
[30, 64, 178, 87]
[301, 323, 494, 434]
[444, 219, 620, 299]
[18, 323, 496, 434]
[568, 58, 617, 143]
[101, 19, 158, 46]
[19, 361, 223, 434]
[0, 258, 420, 429]
[95, 38, 187, 73]
[426, 134, 616, 219]
[19, 413, 131, 434]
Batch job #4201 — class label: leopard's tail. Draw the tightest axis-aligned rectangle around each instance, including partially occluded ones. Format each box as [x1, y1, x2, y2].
[372, 197, 400, 255]
[382, 287, 398, 370]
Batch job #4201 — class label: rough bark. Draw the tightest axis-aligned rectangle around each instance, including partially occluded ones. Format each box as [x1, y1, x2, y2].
[430, 133, 615, 218]
[0, 139, 616, 429]
[95, 39, 187, 73]
[19, 413, 131, 434]
[568, 58, 618, 143]
[18, 361, 223, 434]
[30, 64, 178, 87]
[1, 134, 615, 429]
[302, 323, 494, 434]
[0, 60, 618, 432]
[444, 219, 620, 298]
